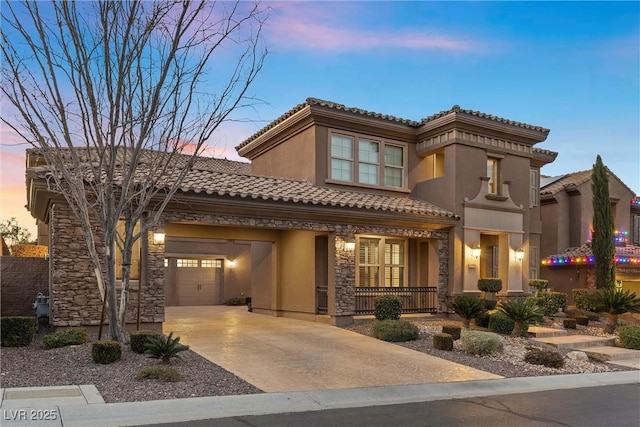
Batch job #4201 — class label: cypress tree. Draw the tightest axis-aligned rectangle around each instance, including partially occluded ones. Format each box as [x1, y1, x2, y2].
[591, 155, 615, 289]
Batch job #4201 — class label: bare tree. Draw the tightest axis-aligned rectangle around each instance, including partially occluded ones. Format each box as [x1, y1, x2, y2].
[1, 0, 267, 342]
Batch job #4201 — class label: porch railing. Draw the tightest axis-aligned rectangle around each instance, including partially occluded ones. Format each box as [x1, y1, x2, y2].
[355, 286, 438, 315]
[316, 286, 328, 314]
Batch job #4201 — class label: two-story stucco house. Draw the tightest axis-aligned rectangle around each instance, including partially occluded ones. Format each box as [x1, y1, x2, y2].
[539, 170, 640, 299]
[26, 98, 555, 329]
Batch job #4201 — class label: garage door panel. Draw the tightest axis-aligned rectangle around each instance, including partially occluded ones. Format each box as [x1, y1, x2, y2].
[176, 260, 223, 306]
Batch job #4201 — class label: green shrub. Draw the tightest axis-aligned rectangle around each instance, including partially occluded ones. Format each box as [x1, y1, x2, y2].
[136, 365, 182, 382]
[442, 325, 461, 341]
[1, 317, 35, 347]
[531, 292, 568, 316]
[374, 295, 403, 321]
[433, 333, 453, 351]
[488, 310, 530, 336]
[594, 288, 640, 333]
[478, 278, 502, 293]
[563, 318, 577, 329]
[573, 289, 598, 311]
[130, 330, 162, 354]
[496, 298, 542, 337]
[226, 297, 246, 306]
[618, 325, 640, 350]
[564, 307, 600, 321]
[575, 316, 589, 326]
[460, 330, 503, 356]
[524, 348, 565, 368]
[448, 295, 485, 328]
[475, 311, 490, 328]
[92, 340, 122, 364]
[483, 299, 497, 310]
[373, 319, 419, 342]
[529, 279, 550, 293]
[42, 327, 88, 349]
[144, 332, 189, 364]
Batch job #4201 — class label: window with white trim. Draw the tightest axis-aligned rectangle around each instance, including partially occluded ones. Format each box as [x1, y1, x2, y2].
[357, 237, 406, 287]
[201, 259, 223, 268]
[177, 259, 198, 268]
[330, 132, 406, 189]
[487, 158, 500, 194]
[633, 215, 640, 244]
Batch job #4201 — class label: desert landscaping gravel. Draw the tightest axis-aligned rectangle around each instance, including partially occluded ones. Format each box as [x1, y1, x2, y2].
[1, 315, 636, 403]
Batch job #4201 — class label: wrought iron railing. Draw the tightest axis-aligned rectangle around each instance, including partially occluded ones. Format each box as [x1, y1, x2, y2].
[355, 286, 438, 315]
[316, 286, 328, 314]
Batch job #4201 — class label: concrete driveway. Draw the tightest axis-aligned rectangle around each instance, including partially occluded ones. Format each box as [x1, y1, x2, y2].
[164, 306, 501, 392]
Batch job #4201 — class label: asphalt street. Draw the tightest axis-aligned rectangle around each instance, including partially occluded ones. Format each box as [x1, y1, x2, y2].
[144, 383, 640, 427]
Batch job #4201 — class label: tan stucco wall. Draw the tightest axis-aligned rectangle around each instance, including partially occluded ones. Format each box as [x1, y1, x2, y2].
[277, 230, 318, 315]
[250, 126, 317, 182]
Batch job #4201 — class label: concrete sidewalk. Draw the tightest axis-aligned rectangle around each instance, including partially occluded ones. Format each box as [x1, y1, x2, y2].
[1, 372, 638, 427]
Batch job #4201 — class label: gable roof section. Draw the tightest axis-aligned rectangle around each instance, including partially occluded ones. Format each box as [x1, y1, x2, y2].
[542, 243, 640, 267]
[540, 170, 592, 195]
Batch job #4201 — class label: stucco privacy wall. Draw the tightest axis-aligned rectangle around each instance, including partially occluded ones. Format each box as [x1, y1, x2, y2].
[0, 257, 48, 316]
[159, 211, 450, 316]
[50, 203, 164, 327]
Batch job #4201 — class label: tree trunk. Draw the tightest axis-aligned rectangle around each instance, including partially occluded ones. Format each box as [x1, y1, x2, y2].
[511, 321, 523, 337]
[462, 318, 471, 329]
[604, 313, 618, 334]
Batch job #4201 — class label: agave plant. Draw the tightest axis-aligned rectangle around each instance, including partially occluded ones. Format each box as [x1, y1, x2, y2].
[448, 295, 485, 328]
[593, 288, 640, 334]
[497, 298, 544, 337]
[144, 332, 189, 364]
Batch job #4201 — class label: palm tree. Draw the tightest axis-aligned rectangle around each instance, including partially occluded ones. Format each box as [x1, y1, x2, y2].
[497, 298, 544, 337]
[594, 288, 640, 333]
[448, 295, 484, 328]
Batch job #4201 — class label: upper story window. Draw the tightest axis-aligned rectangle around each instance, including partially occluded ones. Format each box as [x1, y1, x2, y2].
[425, 149, 445, 180]
[330, 131, 406, 189]
[487, 158, 499, 194]
[633, 215, 640, 245]
[530, 169, 539, 207]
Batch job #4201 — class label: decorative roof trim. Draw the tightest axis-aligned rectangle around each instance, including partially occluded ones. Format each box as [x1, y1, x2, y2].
[421, 105, 550, 134]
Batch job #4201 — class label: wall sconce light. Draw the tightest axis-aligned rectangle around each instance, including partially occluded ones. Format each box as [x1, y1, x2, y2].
[227, 259, 236, 268]
[153, 232, 166, 245]
[471, 243, 481, 259]
[515, 248, 525, 261]
[344, 240, 356, 251]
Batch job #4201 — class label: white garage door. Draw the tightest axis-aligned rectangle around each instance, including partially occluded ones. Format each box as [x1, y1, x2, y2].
[176, 259, 223, 306]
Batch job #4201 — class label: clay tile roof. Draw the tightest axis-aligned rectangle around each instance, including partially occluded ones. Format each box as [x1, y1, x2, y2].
[420, 105, 550, 134]
[540, 169, 592, 195]
[236, 97, 420, 151]
[544, 243, 640, 263]
[178, 168, 458, 219]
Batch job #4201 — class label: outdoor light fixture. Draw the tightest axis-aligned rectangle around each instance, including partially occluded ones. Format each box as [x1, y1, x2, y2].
[344, 240, 356, 251]
[227, 259, 236, 268]
[153, 232, 166, 245]
[515, 248, 525, 261]
[471, 243, 481, 259]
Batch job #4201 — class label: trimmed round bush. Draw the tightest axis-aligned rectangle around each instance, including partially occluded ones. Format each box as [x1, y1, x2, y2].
[524, 348, 565, 368]
[618, 325, 640, 350]
[529, 279, 550, 293]
[92, 340, 122, 364]
[563, 318, 577, 329]
[1, 316, 35, 347]
[575, 316, 589, 326]
[130, 330, 162, 354]
[534, 292, 567, 316]
[572, 289, 598, 312]
[442, 325, 461, 341]
[483, 299, 497, 310]
[460, 330, 503, 356]
[373, 319, 418, 342]
[475, 311, 490, 328]
[226, 297, 246, 306]
[42, 327, 88, 349]
[433, 333, 453, 351]
[488, 310, 531, 336]
[136, 365, 181, 382]
[478, 278, 502, 293]
[374, 295, 403, 321]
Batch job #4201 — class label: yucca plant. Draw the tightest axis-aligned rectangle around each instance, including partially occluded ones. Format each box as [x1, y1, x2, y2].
[144, 332, 189, 364]
[448, 295, 485, 328]
[593, 288, 640, 334]
[497, 298, 544, 337]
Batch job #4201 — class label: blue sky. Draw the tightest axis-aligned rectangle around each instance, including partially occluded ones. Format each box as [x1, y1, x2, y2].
[1, 1, 638, 236]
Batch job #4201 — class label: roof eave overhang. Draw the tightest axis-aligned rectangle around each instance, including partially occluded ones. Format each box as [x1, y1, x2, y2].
[418, 112, 550, 144]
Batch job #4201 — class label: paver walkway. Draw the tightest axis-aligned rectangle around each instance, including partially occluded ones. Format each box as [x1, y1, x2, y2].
[164, 306, 501, 392]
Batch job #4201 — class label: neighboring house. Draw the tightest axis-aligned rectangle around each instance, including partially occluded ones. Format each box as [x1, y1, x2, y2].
[25, 98, 554, 329]
[539, 169, 640, 299]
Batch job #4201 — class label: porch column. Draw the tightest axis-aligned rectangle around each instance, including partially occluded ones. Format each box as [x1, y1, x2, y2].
[332, 229, 355, 326]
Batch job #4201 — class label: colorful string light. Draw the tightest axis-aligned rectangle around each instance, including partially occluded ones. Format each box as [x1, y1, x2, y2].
[542, 255, 640, 266]
[631, 198, 640, 207]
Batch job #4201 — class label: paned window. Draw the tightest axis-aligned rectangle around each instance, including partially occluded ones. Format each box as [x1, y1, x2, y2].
[177, 259, 198, 268]
[487, 158, 499, 194]
[529, 246, 539, 279]
[633, 215, 640, 245]
[330, 132, 405, 189]
[530, 169, 539, 207]
[357, 237, 406, 287]
[201, 259, 222, 268]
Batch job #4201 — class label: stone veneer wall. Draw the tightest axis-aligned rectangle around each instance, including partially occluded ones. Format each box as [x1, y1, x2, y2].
[50, 203, 164, 327]
[161, 211, 450, 316]
[0, 256, 48, 316]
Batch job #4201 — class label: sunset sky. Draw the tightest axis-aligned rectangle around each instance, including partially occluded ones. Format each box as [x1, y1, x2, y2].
[1, 1, 638, 237]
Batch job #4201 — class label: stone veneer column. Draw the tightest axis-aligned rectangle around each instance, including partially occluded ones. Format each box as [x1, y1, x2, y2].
[437, 235, 450, 311]
[145, 223, 166, 323]
[333, 227, 355, 323]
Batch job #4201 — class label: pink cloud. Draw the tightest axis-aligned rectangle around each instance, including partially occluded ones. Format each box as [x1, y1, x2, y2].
[264, 2, 479, 53]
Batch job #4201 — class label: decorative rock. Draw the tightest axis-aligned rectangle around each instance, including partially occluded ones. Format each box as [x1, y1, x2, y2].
[566, 351, 588, 361]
